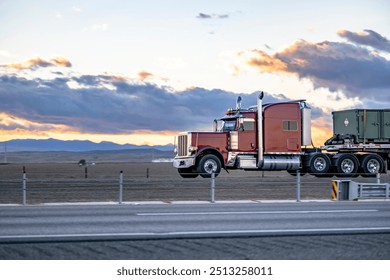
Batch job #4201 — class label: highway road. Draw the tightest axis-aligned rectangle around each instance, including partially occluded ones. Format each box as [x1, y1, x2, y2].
[0, 201, 390, 259]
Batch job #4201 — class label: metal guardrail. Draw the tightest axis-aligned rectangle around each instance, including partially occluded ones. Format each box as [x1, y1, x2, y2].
[1, 163, 389, 204]
[332, 179, 390, 201]
[351, 182, 390, 200]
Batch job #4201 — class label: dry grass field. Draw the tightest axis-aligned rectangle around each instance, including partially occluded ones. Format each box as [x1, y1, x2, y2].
[1, 161, 389, 205]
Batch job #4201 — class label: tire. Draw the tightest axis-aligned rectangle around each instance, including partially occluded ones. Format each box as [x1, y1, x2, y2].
[197, 154, 221, 178]
[178, 168, 199, 178]
[360, 154, 385, 177]
[307, 153, 331, 176]
[333, 153, 359, 177]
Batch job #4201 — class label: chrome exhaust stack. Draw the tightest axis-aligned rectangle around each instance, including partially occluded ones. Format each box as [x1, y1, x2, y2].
[257, 92, 264, 168]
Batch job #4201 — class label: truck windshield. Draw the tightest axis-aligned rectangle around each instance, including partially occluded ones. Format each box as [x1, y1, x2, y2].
[221, 119, 237, 131]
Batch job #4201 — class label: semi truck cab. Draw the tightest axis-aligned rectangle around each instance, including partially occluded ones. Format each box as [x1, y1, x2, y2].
[173, 93, 312, 178]
[173, 93, 389, 178]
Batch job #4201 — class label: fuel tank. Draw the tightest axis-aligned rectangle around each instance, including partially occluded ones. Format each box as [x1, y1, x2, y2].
[261, 155, 301, 170]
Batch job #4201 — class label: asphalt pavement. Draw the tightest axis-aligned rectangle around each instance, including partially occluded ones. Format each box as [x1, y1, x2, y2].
[0, 201, 390, 259]
[1, 201, 390, 242]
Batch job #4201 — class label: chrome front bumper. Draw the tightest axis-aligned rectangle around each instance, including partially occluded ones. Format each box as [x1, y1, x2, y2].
[172, 157, 195, 169]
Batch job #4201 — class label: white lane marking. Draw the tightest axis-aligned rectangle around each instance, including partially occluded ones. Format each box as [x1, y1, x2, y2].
[137, 209, 378, 216]
[1, 226, 390, 241]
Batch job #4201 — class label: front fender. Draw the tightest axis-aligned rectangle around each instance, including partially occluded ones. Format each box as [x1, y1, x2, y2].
[196, 147, 226, 168]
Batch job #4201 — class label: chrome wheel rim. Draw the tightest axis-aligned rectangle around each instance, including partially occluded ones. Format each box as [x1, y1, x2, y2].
[313, 157, 326, 171]
[203, 159, 218, 174]
[366, 159, 380, 174]
[341, 159, 355, 174]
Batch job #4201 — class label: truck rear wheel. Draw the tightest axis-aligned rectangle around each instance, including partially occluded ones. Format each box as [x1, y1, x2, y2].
[333, 153, 359, 177]
[178, 168, 199, 178]
[197, 154, 221, 178]
[360, 154, 385, 177]
[307, 153, 331, 176]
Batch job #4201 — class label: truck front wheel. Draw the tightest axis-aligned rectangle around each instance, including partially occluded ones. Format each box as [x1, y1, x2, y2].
[197, 154, 221, 178]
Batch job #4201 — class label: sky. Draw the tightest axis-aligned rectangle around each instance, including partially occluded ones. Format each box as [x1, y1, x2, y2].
[1, 0, 389, 147]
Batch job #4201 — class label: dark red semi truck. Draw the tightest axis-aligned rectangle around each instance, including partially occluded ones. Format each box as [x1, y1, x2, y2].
[173, 93, 390, 178]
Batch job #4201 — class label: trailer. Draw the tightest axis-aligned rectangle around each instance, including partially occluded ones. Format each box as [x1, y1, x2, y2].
[173, 93, 389, 178]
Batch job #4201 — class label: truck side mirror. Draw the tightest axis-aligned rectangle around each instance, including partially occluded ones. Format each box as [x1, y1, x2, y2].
[213, 119, 218, 132]
[238, 118, 244, 131]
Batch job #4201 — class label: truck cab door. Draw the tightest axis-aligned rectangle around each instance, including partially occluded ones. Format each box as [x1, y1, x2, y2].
[237, 118, 257, 151]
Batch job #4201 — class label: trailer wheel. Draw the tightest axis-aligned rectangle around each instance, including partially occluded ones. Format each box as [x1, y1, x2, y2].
[334, 153, 359, 177]
[197, 154, 221, 178]
[178, 168, 199, 178]
[307, 153, 331, 176]
[360, 154, 385, 177]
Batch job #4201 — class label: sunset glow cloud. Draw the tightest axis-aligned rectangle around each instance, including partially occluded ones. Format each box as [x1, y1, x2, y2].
[138, 71, 154, 81]
[1, 57, 72, 70]
[237, 30, 390, 106]
[243, 50, 288, 72]
[0, 113, 177, 145]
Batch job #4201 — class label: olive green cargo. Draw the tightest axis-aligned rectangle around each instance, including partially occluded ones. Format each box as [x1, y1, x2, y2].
[332, 109, 390, 143]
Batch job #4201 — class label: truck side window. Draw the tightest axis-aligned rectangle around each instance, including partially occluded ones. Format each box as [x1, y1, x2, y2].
[283, 120, 298, 131]
[242, 119, 255, 131]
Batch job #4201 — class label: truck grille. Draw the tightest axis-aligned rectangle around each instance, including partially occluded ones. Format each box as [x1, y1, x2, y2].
[177, 134, 189, 156]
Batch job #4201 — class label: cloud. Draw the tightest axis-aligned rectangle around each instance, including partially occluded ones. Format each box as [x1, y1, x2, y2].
[138, 71, 153, 81]
[1, 56, 72, 70]
[50, 57, 72, 67]
[338, 29, 390, 52]
[0, 112, 70, 135]
[239, 30, 390, 104]
[242, 50, 287, 72]
[0, 68, 289, 135]
[196, 13, 229, 19]
[0, 56, 332, 145]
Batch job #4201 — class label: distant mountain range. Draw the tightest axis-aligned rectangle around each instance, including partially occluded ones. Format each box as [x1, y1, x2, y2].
[0, 138, 174, 152]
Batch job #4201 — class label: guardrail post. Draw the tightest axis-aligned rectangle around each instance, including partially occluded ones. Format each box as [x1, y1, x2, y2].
[22, 166, 27, 205]
[211, 172, 215, 203]
[119, 171, 123, 204]
[376, 171, 381, 184]
[296, 170, 301, 202]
